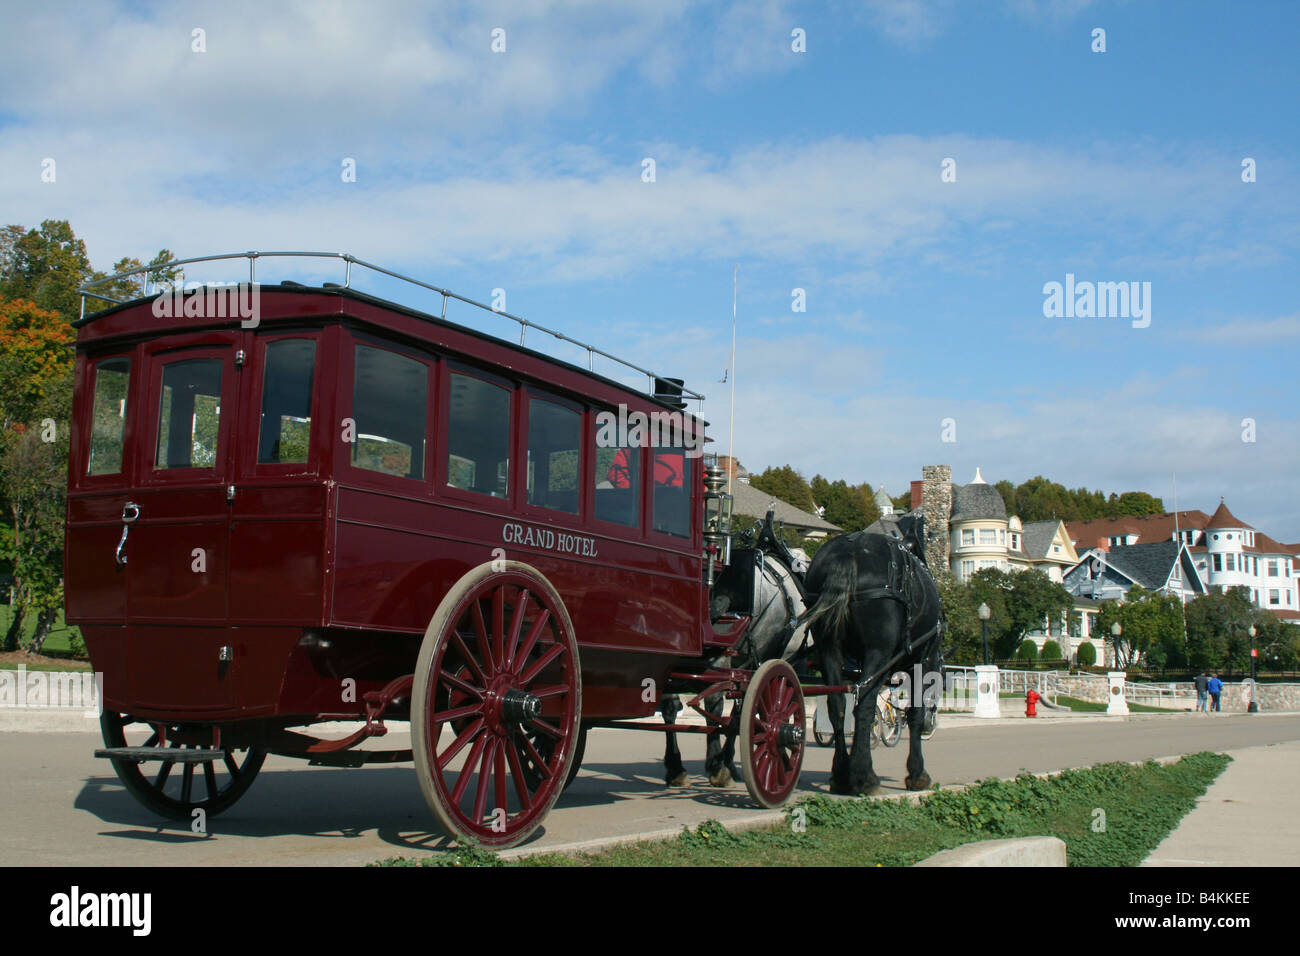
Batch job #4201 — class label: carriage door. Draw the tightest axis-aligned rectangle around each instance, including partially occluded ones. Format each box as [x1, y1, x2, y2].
[125, 337, 242, 635]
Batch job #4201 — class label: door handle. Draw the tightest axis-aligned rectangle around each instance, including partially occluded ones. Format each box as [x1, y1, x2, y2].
[115, 501, 140, 567]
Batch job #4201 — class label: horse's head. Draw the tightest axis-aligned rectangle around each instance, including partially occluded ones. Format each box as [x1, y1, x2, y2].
[896, 512, 928, 565]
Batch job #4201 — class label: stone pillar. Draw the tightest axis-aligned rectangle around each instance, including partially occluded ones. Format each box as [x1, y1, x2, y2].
[1107, 671, 1129, 715]
[921, 465, 952, 574]
[974, 664, 1001, 718]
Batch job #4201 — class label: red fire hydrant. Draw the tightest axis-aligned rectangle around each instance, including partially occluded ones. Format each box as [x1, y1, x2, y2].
[1025, 689, 1041, 717]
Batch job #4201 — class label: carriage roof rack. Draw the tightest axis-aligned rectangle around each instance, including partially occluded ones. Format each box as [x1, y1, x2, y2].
[77, 250, 705, 404]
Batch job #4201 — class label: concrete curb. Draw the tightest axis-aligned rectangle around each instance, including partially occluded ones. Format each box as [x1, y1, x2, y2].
[915, 836, 1067, 867]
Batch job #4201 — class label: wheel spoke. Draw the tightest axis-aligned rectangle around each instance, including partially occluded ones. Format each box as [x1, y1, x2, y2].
[505, 737, 534, 810]
[519, 642, 564, 686]
[519, 734, 552, 780]
[437, 668, 484, 701]
[438, 717, 485, 770]
[450, 732, 490, 805]
[528, 717, 562, 741]
[494, 742, 508, 821]
[203, 761, 218, 800]
[512, 609, 551, 677]
[449, 629, 487, 686]
[472, 738, 496, 824]
[432, 701, 484, 724]
[471, 601, 496, 673]
[154, 761, 175, 789]
[224, 753, 240, 776]
[505, 588, 530, 670]
[528, 683, 570, 701]
[491, 586, 506, 673]
[180, 762, 194, 804]
[143, 731, 159, 749]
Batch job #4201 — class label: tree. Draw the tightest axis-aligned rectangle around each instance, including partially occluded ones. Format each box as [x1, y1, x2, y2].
[749, 465, 815, 513]
[1097, 585, 1190, 671]
[1003, 568, 1074, 652]
[809, 475, 878, 530]
[0, 220, 93, 322]
[1183, 586, 1269, 677]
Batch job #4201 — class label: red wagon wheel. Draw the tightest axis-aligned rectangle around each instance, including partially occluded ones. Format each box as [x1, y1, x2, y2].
[99, 711, 266, 820]
[739, 660, 806, 809]
[412, 561, 581, 849]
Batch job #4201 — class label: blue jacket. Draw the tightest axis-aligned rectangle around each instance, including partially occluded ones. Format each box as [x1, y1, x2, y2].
[1207, 677, 1223, 694]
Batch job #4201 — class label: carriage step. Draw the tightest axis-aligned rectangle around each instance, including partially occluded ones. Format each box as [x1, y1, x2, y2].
[95, 747, 228, 763]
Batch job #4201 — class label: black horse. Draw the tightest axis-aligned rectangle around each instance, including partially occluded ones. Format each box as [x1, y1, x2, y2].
[662, 515, 808, 787]
[801, 513, 944, 795]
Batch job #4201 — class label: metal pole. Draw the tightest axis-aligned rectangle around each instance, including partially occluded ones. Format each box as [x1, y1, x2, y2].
[981, 619, 988, 666]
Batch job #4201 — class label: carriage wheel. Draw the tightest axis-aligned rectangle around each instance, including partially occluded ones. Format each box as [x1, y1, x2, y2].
[412, 561, 581, 849]
[739, 660, 805, 809]
[99, 712, 266, 821]
[878, 700, 904, 748]
[813, 727, 832, 747]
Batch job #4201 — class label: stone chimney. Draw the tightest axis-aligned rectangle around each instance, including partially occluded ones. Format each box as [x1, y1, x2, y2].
[921, 465, 952, 573]
[910, 480, 923, 510]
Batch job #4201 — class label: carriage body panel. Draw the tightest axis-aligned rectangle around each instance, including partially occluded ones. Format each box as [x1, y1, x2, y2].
[67, 286, 708, 724]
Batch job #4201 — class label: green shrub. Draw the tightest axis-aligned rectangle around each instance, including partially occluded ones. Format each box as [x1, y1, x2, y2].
[1077, 642, 1097, 666]
[1040, 640, 1063, 660]
[1016, 639, 1038, 662]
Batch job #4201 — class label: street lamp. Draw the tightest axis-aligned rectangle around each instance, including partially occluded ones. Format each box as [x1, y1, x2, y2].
[978, 602, 991, 666]
[1248, 624, 1258, 713]
[1111, 621, 1122, 669]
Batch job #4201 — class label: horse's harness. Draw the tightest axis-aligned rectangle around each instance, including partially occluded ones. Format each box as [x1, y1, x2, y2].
[808, 535, 945, 701]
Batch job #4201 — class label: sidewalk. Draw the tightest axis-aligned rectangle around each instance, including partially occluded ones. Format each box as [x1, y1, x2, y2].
[1141, 739, 1300, 867]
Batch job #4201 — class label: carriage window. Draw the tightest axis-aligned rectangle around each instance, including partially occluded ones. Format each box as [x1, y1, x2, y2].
[447, 373, 510, 497]
[527, 398, 579, 513]
[652, 448, 691, 538]
[258, 339, 315, 464]
[351, 345, 427, 480]
[156, 359, 222, 469]
[88, 357, 130, 475]
[594, 439, 640, 528]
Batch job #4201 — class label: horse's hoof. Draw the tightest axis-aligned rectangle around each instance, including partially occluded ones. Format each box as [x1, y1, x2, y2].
[828, 779, 855, 795]
[905, 773, 932, 792]
[853, 775, 882, 796]
[708, 767, 733, 788]
[666, 770, 690, 787]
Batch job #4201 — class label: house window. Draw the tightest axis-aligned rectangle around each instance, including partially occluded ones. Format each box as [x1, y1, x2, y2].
[961, 529, 975, 547]
[1225, 553, 1235, 572]
[1269, 560, 1280, 577]
[979, 528, 997, 545]
[1269, 589, 1280, 606]
[1010, 533, 1020, 551]
[961, 560, 975, 580]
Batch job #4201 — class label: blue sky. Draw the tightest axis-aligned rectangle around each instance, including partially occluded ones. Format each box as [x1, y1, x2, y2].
[3, 0, 1298, 537]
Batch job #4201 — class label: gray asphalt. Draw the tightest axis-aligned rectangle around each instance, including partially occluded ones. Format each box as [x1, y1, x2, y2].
[2, 713, 1296, 866]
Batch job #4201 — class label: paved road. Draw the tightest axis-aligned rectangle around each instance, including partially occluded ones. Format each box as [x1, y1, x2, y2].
[2, 713, 1296, 866]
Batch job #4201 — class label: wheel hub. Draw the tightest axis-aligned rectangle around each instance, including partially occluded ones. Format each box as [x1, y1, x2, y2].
[501, 688, 542, 725]
[778, 722, 804, 749]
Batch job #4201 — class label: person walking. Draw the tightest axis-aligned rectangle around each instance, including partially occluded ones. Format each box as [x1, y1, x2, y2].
[1208, 672, 1223, 713]
[1194, 671, 1210, 713]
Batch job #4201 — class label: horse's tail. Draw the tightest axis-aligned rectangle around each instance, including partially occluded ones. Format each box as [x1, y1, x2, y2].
[800, 557, 856, 637]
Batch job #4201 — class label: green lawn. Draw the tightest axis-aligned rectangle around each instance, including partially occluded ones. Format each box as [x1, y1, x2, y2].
[0, 605, 85, 658]
[374, 752, 1232, 868]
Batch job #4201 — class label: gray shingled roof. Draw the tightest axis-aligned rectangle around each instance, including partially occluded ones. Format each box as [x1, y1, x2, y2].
[1020, 520, 1062, 560]
[951, 482, 1007, 521]
[1095, 541, 1192, 590]
[730, 480, 842, 533]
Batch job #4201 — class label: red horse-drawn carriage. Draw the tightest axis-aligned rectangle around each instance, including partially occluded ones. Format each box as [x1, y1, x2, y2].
[67, 252, 836, 848]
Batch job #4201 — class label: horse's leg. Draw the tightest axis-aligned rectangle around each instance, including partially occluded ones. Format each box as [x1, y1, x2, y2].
[705, 692, 733, 787]
[662, 694, 688, 786]
[720, 697, 742, 784]
[905, 638, 943, 791]
[821, 640, 854, 795]
[846, 676, 883, 795]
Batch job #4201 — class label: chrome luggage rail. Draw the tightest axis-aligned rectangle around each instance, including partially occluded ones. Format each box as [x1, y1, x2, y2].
[77, 250, 705, 403]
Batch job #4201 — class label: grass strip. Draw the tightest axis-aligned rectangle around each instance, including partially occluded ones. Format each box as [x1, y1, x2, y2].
[373, 751, 1230, 868]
